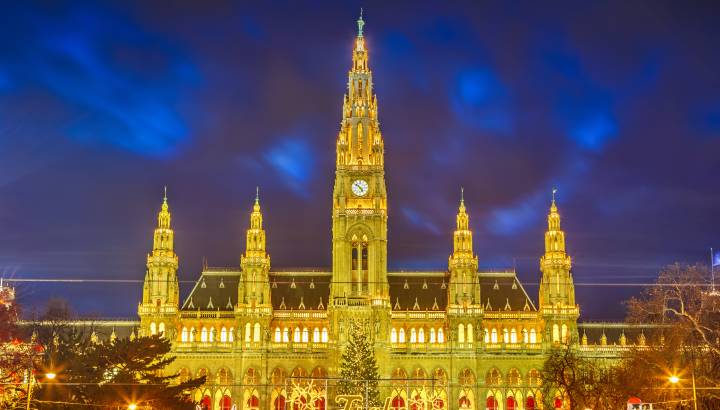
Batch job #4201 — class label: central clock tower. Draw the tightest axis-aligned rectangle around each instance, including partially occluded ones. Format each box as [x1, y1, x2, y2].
[329, 15, 390, 363]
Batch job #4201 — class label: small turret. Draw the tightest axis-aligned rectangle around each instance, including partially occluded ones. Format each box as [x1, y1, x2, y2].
[240, 188, 271, 307]
[448, 188, 480, 306]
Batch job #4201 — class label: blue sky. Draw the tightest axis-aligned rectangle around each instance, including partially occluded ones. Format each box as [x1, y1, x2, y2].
[0, 1, 719, 320]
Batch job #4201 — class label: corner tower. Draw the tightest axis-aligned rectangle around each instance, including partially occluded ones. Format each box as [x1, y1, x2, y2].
[539, 190, 579, 344]
[139, 188, 179, 338]
[331, 13, 388, 306]
[448, 189, 480, 306]
[239, 188, 271, 307]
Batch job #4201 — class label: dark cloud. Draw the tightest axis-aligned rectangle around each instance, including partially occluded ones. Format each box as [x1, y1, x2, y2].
[0, 1, 719, 321]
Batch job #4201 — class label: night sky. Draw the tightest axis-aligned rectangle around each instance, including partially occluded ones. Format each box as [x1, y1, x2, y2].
[1, 1, 719, 321]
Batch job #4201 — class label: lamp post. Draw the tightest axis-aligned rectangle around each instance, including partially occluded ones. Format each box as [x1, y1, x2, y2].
[669, 370, 697, 410]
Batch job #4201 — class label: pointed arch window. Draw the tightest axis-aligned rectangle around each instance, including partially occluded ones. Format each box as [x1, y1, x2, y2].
[391, 328, 397, 343]
[321, 328, 328, 343]
[429, 328, 436, 343]
[245, 323, 252, 342]
[399, 328, 406, 343]
[522, 328, 529, 344]
[530, 328, 537, 344]
[510, 328, 518, 343]
[467, 324, 474, 345]
[209, 327, 216, 342]
[274, 327, 281, 343]
[229, 327, 234, 342]
[418, 328, 425, 343]
[503, 328, 509, 344]
[458, 324, 465, 343]
[181, 327, 188, 342]
[410, 328, 417, 343]
[491, 328, 498, 343]
[220, 327, 228, 343]
[201, 327, 208, 343]
[313, 327, 320, 343]
[294, 327, 301, 343]
[437, 328, 445, 343]
[158, 322, 165, 336]
[150, 322, 157, 336]
[561, 324, 568, 343]
[254, 323, 261, 342]
[190, 327, 196, 342]
[552, 324, 560, 342]
[283, 327, 289, 342]
[302, 327, 309, 343]
[484, 328, 490, 343]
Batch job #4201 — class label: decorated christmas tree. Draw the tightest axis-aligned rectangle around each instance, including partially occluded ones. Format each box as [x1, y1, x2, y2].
[338, 321, 381, 407]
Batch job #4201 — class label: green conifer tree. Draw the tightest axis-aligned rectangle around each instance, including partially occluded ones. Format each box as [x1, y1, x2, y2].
[337, 321, 381, 407]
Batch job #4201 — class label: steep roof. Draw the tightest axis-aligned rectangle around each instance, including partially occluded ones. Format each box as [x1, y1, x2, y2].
[388, 271, 447, 311]
[180, 269, 240, 311]
[270, 271, 330, 310]
[479, 271, 537, 312]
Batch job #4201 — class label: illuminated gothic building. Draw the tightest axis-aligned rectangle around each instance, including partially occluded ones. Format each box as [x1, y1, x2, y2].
[122, 15, 657, 410]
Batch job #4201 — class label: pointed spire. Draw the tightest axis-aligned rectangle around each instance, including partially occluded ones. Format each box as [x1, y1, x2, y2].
[157, 186, 171, 229]
[544, 188, 565, 253]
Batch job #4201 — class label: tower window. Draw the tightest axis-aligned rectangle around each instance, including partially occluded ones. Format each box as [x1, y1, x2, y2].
[561, 324, 568, 343]
[552, 324, 560, 343]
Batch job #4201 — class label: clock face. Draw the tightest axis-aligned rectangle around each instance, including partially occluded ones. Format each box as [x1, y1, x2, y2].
[351, 179, 369, 197]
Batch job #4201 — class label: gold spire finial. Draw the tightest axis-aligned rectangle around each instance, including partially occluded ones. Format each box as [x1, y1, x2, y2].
[357, 8, 365, 37]
[255, 186, 259, 204]
[460, 186, 464, 204]
[552, 187, 557, 203]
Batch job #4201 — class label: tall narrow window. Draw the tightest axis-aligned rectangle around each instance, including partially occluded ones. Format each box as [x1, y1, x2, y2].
[294, 327, 301, 343]
[484, 328, 490, 343]
[220, 327, 227, 343]
[254, 323, 261, 342]
[399, 328, 406, 343]
[283, 327, 289, 342]
[552, 324, 560, 343]
[418, 328, 425, 343]
[438, 328, 445, 343]
[274, 327, 281, 343]
[410, 328, 417, 343]
[391, 328, 397, 343]
[313, 327, 320, 343]
[352, 247, 359, 270]
[229, 327, 234, 342]
[561, 324, 568, 343]
[467, 324, 474, 344]
[201, 327, 208, 343]
[190, 327, 196, 342]
[302, 327, 309, 343]
[429, 328, 436, 343]
[510, 328, 518, 343]
[158, 323, 165, 336]
[245, 323, 251, 342]
[491, 328, 498, 343]
[458, 324, 465, 343]
[530, 328, 537, 344]
[361, 246, 368, 270]
[150, 322, 157, 336]
[209, 327, 215, 342]
[181, 327, 188, 342]
[522, 328, 528, 344]
[321, 328, 328, 343]
[503, 328, 509, 344]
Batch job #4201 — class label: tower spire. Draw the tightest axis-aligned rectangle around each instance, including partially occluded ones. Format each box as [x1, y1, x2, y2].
[357, 8, 364, 37]
[241, 188, 271, 306]
[449, 189, 479, 305]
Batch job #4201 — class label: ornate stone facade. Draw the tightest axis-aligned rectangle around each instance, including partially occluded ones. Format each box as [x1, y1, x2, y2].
[129, 15, 652, 410]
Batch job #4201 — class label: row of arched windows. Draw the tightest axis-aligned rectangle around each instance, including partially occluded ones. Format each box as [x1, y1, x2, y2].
[390, 327, 445, 344]
[149, 322, 165, 336]
[552, 323, 569, 343]
[484, 327, 539, 344]
[457, 324, 474, 344]
[180, 326, 236, 343]
[273, 326, 329, 343]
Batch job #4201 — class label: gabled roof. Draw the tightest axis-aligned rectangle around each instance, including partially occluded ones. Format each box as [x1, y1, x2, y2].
[388, 271, 447, 311]
[270, 271, 330, 310]
[180, 269, 240, 311]
[479, 271, 537, 312]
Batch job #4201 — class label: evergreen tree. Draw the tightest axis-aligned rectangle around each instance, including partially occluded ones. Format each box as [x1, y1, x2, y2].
[337, 321, 381, 407]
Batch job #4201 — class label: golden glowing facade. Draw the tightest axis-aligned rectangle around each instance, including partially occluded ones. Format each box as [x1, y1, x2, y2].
[126, 15, 654, 410]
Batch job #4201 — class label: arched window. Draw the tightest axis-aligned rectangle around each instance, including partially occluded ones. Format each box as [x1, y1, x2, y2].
[458, 324, 465, 343]
[321, 328, 328, 343]
[491, 328, 498, 343]
[190, 327, 196, 342]
[313, 327, 320, 343]
[410, 328, 417, 343]
[274, 327, 281, 343]
[487, 396, 498, 410]
[245, 323, 252, 342]
[507, 396, 518, 410]
[528, 369, 541, 386]
[467, 324, 474, 344]
[181, 327, 188, 342]
[399, 328, 406, 343]
[429, 328, 436, 343]
[418, 328, 425, 343]
[437, 328, 444, 343]
[526, 397, 537, 410]
[201, 327, 208, 342]
[484, 328, 490, 343]
[283, 327, 289, 342]
[150, 322, 156, 336]
[229, 327, 235, 342]
[530, 328, 537, 344]
[294, 327, 301, 343]
[503, 328, 509, 343]
[302, 327, 309, 343]
[486, 368, 501, 385]
[209, 327, 215, 342]
[508, 368, 521, 385]
[552, 324, 560, 342]
[391, 328, 397, 343]
[220, 327, 228, 342]
[561, 324, 568, 343]
[254, 323, 261, 342]
[523, 328, 529, 344]
[510, 328, 518, 343]
[158, 322, 165, 336]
